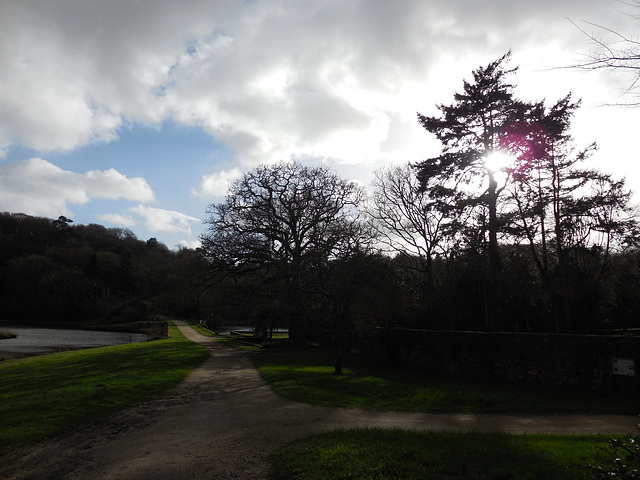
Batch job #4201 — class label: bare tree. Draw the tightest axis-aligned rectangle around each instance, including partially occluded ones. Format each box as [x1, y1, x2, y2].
[572, 1, 640, 105]
[370, 162, 446, 293]
[200, 161, 372, 343]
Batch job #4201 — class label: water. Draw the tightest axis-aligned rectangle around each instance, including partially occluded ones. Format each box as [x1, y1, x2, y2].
[0, 327, 147, 357]
[211, 325, 288, 336]
[213, 325, 254, 336]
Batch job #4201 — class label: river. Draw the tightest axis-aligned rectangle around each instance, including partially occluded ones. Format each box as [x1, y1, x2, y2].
[0, 326, 147, 359]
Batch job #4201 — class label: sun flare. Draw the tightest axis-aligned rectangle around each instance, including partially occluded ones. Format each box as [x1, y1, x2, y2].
[484, 151, 512, 173]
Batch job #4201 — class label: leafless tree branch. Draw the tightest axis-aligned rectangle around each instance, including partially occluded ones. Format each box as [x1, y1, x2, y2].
[568, 1, 640, 106]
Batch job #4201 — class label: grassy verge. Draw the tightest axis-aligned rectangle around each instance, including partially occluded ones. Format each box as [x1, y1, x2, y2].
[0, 324, 209, 454]
[251, 350, 638, 415]
[188, 323, 216, 337]
[268, 429, 612, 480]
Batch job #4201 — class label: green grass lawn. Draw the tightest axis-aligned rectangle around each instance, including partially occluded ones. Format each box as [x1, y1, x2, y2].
[255, 348, 638, 479]
[251, 350, 639, 415]
[3, 327, 634, 478]
[0, 324, 209, 454]
[268, 429, 614, 480]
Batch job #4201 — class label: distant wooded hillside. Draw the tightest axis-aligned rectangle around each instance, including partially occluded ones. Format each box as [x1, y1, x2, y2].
[0, 213, 209, 326]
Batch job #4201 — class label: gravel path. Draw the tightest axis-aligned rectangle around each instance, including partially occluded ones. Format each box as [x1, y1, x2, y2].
[1, 320, 638, 479]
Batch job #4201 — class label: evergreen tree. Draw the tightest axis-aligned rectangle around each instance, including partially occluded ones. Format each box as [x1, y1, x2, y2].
[416, 52, 524, 331]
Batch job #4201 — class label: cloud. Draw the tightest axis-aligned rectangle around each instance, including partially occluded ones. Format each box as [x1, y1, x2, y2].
[129, 204, 200, 235]
[192, 167, 244, 200]
[4, 0, 638, 249]
[1, 0, 634, 166]
[0, 157, 155, 217]
[98, 213, 138, 228]
[178, 238, 203, 250]
[84, 168, 155, 202]
[0, 0, 230, 153]
[165, 0, 631, 166]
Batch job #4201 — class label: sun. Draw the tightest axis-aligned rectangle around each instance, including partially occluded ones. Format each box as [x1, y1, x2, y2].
[484, 151, 512, 173]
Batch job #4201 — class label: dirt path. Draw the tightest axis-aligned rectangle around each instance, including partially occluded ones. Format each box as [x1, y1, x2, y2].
[1, 321, 638, 479]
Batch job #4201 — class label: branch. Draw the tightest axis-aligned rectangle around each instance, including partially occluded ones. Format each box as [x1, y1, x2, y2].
[567, 14, 640, 105]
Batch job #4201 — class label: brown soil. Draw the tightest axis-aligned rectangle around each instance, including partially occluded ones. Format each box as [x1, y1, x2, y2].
[1, 320, 637, 480]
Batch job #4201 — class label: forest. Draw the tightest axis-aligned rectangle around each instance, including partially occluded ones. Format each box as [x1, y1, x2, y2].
[0, 213, 210, 327]
[2, 54, 640, 341]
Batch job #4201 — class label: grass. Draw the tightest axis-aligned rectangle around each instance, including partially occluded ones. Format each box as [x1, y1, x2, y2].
[252, 344, 637, 479]
[268, 429, 614, 480]
[0, 324, 209, 454]
[255, 346, 638, 478]
[251, 350, 639, 415]
[2, 326, 634, 477]
[188, 322, 217, 337]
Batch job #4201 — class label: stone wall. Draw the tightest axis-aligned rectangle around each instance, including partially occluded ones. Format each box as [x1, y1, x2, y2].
[361, 329, 640, 394]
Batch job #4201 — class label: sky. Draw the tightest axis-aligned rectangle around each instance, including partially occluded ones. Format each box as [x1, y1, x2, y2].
[1, 0, 639, 249]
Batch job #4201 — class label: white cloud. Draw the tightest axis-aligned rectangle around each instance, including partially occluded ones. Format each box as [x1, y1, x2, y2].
[0, 158, 156, 217]
[129, 204, 200, 235]
[3, 0, 630, 164]
[98, 213, 138, 228]
[192, 167, 244, 200]
[0, 0, 238, 153]
[2, 0, 639, 208]
[178, 238, 203, 250]
[164, 0, 631, 169]
[84, 168, 155, 202]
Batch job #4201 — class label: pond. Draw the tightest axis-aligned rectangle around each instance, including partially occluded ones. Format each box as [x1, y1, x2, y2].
[0, 327, 147, 359]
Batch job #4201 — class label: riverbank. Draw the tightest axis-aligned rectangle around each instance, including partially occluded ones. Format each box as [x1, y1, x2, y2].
[0, 324, 209, 455]
[0, 326, 148, 361]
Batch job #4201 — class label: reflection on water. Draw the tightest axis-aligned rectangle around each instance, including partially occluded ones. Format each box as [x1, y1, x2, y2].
[0, 327, 147, 357]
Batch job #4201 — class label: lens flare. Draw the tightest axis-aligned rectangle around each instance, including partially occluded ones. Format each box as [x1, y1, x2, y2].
[484, 151, 512, 173]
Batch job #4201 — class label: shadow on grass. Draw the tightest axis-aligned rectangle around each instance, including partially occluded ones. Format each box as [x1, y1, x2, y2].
[252, 350, 639, 415]
[268, 429, 608, 480]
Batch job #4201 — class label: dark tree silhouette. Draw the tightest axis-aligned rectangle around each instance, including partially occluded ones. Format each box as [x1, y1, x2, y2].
[415, 52, 525, 331]
[370, 162, 447, 294]
[0, 212, 209, 327]
[501, 94, 639, 331]
[200, 161, 372, 345]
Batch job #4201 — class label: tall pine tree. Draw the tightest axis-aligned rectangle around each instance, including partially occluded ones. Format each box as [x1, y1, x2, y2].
[416, 52, 525, 331]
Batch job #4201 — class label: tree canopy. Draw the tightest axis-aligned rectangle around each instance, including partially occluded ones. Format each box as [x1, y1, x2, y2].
[405, 54, 639, 333]
[415, 52, 524, 331]
[200, 161, 372, 341]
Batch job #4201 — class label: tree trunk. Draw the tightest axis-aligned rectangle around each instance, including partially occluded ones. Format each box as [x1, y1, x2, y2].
[334, 345, 343, 375]
[487, 172, 504, 331]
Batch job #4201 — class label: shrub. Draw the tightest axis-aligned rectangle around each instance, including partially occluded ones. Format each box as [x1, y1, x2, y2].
[590, 418, 640, 479]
